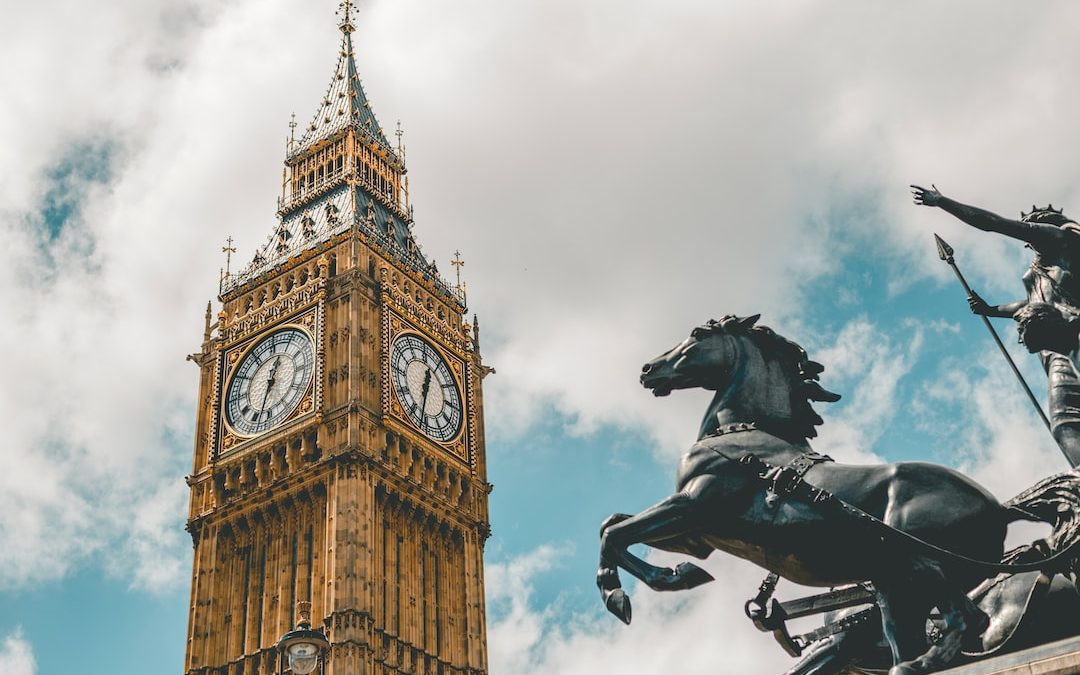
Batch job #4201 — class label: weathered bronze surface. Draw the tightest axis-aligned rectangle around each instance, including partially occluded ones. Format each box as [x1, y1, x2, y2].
[913, 185, 1080, 467]
[597, 315, 1080, 675]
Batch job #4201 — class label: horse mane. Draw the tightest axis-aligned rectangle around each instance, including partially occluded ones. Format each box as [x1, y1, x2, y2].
[702, 315, 841, 439]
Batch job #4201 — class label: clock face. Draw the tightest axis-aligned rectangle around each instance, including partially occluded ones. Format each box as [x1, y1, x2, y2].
[390, 334, 463, 442]
[224, 327, 315, 437]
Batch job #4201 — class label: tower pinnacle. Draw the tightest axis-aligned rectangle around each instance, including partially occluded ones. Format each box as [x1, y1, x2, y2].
[338, 0, 355, 34]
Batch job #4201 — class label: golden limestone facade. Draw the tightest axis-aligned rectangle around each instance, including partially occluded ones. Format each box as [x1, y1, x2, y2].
[183, 6, 491, 674]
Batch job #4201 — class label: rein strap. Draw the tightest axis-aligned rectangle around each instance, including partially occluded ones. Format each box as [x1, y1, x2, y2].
[736, 452, 1080, 576]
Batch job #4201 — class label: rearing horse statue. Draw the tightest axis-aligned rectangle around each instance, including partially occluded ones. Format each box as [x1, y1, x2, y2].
[597, 315, 1079, 675]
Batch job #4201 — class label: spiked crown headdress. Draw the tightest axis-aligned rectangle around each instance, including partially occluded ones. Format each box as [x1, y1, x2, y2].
[1021, 204, 1076, 227]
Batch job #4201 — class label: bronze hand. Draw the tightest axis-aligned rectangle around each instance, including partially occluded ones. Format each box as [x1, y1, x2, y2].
[911, 183, 943, 207]
[967, 290, 993, 316]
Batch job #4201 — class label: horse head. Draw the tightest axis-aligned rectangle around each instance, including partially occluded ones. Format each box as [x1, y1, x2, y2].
[641, 315, 759, 396]
[641, 314, 841, 439]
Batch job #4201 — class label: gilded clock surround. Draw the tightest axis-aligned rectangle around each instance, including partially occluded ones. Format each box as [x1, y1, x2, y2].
[383, 311, 472, 464]
[183, 6, 492, 675]
[220, 314, 319, 447]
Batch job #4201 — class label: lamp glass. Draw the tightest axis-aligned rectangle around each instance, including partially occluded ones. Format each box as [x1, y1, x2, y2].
[287, 642, 320, 674]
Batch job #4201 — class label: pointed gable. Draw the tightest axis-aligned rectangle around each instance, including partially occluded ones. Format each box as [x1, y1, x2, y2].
[290, 4, 393, 157]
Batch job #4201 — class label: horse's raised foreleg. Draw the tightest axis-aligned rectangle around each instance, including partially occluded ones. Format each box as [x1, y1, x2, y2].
[597, 513, 634, 623]
[597, 475, 719, 624]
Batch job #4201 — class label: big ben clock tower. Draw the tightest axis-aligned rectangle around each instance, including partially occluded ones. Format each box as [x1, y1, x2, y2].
[183, 4, 491, 674]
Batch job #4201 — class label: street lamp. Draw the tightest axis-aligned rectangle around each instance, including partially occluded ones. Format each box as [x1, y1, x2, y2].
[277, 601, 330, 675]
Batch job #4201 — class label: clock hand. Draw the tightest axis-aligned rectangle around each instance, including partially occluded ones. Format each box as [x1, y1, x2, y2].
[258, 357, 282, 417]
[419, 368, 433, 415]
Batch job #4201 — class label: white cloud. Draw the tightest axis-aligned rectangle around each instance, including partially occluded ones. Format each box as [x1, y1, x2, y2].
[488, 545, 796, 675]
[813, 318, 926, 464]
[486, 544, 569, 674]
[0, 628, 36, 675]
[421, 0, 1080, 459]
[3, 0, 1080, 608]
[910, 343, 1067, 550]
[917, 344, 1065, 498]
[0, 0, 223, 591]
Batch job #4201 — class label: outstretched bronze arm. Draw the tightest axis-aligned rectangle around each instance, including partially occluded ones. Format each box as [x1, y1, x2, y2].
[911, 184, 1067, 251]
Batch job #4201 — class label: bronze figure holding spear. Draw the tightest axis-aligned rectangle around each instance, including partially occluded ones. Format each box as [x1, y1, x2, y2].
[913, 184, 1080, 467]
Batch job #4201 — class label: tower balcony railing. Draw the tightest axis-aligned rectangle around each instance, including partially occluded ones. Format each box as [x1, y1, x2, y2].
[278, 168, 404, 216]
[277, 169, 346, 213]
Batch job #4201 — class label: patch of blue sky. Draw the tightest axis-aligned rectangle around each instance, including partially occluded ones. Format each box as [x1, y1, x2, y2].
[0, 410, 194, 674]
[0, 566, 189, 675]
[486, 405, 674, 618]
[38, 141, 115, 241]
[796, 217, 1049, 467]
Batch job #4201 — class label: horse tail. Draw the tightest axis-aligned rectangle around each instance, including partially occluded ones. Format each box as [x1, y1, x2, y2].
[1002, 472, 1080, 568]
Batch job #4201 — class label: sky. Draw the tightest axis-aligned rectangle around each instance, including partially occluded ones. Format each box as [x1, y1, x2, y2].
[3, 1, 1080, 674]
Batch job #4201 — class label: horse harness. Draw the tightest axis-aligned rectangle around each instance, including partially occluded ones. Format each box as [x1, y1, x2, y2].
[706, 422, 1080, 657]
[708, 421, 835, 509]
[704, 421, 1080, 576]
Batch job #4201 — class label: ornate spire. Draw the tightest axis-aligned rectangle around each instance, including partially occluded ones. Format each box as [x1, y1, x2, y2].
[291, 2, 392, 158]
[221, 3, 457, 303]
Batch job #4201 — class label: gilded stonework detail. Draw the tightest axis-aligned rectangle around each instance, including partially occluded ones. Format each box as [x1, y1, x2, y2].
[185, 7, 489, 674]
[222, 282, 322, 344]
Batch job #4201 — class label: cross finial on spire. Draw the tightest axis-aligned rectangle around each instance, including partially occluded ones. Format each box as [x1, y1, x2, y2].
[222, 236, 237, 276]
[219, 236, 237, 294]
[452, 250, 466, 302]
[338, 0, 355, 34]
[288, 113, 297, 145]
[395, 120, 404, 156]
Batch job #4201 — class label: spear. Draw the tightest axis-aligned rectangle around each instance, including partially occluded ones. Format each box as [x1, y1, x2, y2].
[934, 233, 1053, 436]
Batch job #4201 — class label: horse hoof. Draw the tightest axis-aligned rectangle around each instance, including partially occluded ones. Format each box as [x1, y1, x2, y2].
[605, 589, 632, 625]
[674, 562, 715, 589]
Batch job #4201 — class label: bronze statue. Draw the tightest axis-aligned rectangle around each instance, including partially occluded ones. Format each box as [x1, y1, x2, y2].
[777, 303, 1080, 674]
[596, 315, 1080, 675]
[912, 185, 1080, 466]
